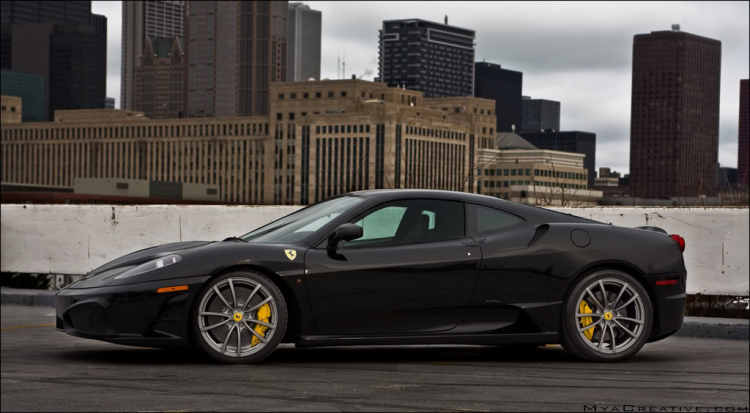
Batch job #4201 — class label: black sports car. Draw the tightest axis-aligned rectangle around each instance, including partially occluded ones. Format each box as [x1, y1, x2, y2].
[56, 190, 687, 363]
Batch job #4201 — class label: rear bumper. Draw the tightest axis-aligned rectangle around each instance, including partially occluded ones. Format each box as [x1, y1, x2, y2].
[56, 276, 210, 347]
[647, 272, 687, 342]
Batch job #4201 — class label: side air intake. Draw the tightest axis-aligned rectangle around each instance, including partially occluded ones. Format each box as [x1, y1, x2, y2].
[528, 225, 549, 246]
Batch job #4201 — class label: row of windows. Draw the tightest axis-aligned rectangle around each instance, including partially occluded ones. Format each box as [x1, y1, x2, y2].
[405, 125, 466, 141]
[479, 168, 586, 181]
[315, 124, 371, 135]
[278, 90, 347, 100]
[479, 180, 586, 190]
[1, 123, 270, 141]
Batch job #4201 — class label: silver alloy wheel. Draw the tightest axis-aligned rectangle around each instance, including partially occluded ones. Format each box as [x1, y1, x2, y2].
[574, 277, 645, 354]
[197, 277, 278, 358]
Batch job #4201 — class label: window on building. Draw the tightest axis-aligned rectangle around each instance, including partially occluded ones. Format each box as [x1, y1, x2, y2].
[341, 91, 347, 97]
[289, 112, 295, 120]
[328, 91, 334, 98]
[316, 92, 321, 98]
[291, 93, 297, 99]
[276, 113, 282, 121]
[278, 94, 284, 100]
[303, 93, 309, 99]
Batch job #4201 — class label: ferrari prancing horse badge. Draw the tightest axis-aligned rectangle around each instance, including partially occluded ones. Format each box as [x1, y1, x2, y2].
[284, 249, 297, 261]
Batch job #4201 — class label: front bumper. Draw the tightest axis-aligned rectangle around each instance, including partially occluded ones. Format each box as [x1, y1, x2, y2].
[56, 276, 210, 347]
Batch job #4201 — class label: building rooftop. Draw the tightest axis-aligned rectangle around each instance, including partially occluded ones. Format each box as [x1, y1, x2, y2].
[496, 132, 538, 150]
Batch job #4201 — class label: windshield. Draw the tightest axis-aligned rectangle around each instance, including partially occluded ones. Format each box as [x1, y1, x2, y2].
[240, 196, 364, 244]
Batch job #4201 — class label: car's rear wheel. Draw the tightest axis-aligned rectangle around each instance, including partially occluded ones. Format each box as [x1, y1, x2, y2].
[191, 271, 287, 364]
[560, 270, 652, 362]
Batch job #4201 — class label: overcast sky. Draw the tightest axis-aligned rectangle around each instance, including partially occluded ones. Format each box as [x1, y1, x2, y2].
[92, 1, 749, 173]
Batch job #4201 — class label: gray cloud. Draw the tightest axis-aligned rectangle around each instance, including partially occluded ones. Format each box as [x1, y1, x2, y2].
[95, 1, 749, 173]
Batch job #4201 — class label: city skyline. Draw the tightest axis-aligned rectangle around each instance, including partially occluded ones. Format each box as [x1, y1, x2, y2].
[91, 1, 749, 173]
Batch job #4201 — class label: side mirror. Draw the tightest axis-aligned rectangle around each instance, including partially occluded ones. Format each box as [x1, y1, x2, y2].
[327, 223, 363, 250]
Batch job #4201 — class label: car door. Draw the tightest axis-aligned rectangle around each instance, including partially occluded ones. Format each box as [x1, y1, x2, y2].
[304, 199, 481, 336]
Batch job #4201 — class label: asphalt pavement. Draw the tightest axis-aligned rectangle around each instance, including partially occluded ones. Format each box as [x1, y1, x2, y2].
[1, 304, 748, 412]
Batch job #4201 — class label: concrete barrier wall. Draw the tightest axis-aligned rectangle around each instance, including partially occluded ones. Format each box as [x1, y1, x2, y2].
[1, 204, 748, 296]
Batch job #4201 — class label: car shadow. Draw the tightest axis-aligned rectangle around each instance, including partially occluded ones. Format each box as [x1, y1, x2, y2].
[56, 344, 590, 366]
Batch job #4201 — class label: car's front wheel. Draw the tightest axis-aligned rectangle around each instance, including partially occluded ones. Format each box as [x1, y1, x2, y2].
[560, 270, 653, 362]
[191, 270, 287, 364]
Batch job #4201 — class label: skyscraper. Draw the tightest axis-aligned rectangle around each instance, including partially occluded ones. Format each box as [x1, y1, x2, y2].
[287, 3, 321, 82]
[474, 62, 522, 133]
[186, 1, 288, 117]
[121, 1, 186, 111]
[378, 18, 475, 97]
[134, 36, 185, 119]
[1, 1, 92, 70]
[521, 96, 561, 132]
[0, 69, 45, 122]
[739, 79, 749, 187]
[2, 1, 106, 121]
[629, 26, 722, 199]
[518, 130, 597, 188]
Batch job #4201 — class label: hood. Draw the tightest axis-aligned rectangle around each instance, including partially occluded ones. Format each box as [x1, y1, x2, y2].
[67, 241, 213, 289]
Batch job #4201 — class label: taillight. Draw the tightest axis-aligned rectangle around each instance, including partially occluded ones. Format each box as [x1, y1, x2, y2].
[669, 234, 685, 252]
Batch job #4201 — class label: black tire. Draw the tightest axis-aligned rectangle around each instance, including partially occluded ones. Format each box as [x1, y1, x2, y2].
[191, 270, 288, 364]
[560, 269, 653, 362]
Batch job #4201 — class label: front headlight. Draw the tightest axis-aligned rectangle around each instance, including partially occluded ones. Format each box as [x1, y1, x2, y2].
[114, 254, 182, 279]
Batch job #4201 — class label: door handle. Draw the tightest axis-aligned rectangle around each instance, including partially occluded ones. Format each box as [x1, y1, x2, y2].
[462, 239, 485, 247]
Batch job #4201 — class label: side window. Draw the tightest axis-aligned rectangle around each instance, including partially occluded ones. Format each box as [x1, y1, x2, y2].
[471, 204, 523, 235]
[355, 206, 407, 241]
[341, 200, 464, 248]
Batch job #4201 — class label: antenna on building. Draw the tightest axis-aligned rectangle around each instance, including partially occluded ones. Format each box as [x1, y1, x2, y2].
[343, 47, 346, 80]
[672, 24, 680, 32]
[444, 15, 448, 25]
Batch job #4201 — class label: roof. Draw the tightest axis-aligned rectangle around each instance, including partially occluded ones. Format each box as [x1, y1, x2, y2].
[337, 189, 596, 225]
[496, 132, 537, 150]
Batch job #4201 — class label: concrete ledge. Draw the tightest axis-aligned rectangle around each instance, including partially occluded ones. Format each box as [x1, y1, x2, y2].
[2, 287, 747, 340]
[0, 287, 55, 307]
[675, 316, 750, 340]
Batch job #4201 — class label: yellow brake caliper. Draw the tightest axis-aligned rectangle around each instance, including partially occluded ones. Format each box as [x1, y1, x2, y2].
[579, 300, 595, 340]
[251, 303, 271, 347]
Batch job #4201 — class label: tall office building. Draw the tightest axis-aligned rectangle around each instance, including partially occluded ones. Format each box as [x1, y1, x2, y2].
[739, 79, 749, 187]
[134, 36, 185, 119]
[629, 26, 722, 199]
[518, 130, 597, 188]
[105, 97, 115, 109]
[48, 20, 107, 115]
[287, 3, 321, 82]
[1, 1, 92, 69]
[1, 1, 105, 121]
[186, 1, 288, 117]
[474, 62, 522, 133]
[121, 1, 186, 111]
[1, 69, 45, 122]
[521, 96, 560, 132]
[378, 18, 475, 97]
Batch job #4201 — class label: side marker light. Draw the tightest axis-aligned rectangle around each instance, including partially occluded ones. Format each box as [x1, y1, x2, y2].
[157, 285, 189, 293]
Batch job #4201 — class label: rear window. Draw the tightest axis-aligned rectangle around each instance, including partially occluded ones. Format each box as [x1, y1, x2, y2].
[474, 205, 523, 234]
